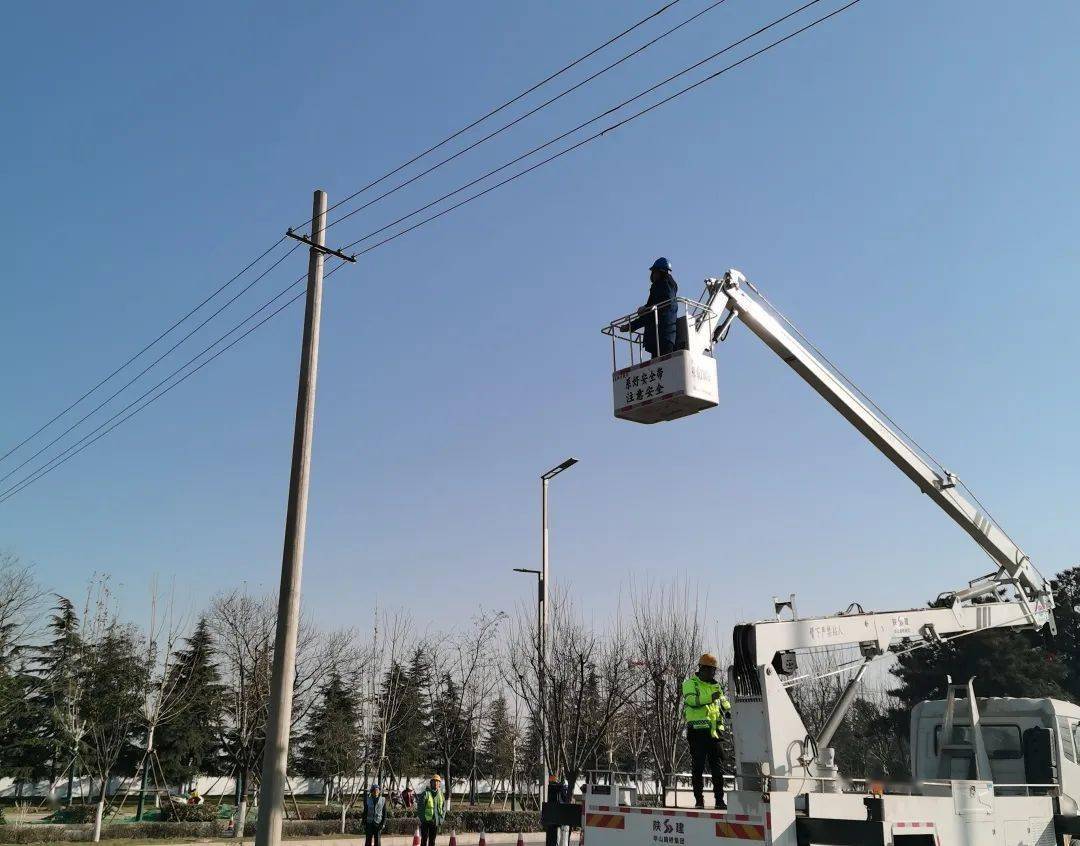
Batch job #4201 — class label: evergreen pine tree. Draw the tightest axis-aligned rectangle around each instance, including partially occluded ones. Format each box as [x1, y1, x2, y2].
[154, 617, 225, 788]
[1044, 566, 1080, 700]
[480, 694, 516, 794]
[296, 671, 361, 789]
[0, 662, 50, 794]
[32, 597, 82, 794]
[386, 648, 431, 781]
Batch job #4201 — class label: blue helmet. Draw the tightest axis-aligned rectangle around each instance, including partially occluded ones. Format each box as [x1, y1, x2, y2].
[650, 257, 672, 272]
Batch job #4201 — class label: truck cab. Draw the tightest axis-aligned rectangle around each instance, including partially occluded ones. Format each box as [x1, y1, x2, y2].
[912, 696, 1080, 802]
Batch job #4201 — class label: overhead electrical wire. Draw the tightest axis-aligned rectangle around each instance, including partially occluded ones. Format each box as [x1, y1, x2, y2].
[334, 0, 834, 252]
[3, 1, 688, 471]
[0, 236, 290, 466]
[340, 0, 860, 255]
[321, 0, 732, 234]
[0, 263, 347, 505]
[293, 0, 687, 230]
[0, 243, 302, 488]
[0, 0, 865, 505]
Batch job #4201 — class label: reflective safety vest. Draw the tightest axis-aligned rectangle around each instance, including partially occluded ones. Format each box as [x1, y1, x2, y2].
[682, 673, 730, 738]
[419, 788, 445, 823]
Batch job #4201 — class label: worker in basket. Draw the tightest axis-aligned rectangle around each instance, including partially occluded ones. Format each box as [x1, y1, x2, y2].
[683, 652, 731, 809]
[625, 257, 679, 358]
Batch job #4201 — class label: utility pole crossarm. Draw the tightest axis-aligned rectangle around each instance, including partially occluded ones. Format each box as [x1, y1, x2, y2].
[285, 228, 357, 263]
[702, 271, 1053, 632]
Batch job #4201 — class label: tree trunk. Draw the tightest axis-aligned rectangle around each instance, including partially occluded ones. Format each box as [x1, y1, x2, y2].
[444, 758, 452, 809]
[324, 780, 330, 805]
[92, 794, 105, 843]
[235, 770, 247, 839]
[469, 747, 478, 805]
[340, 801, 347, 835]
[135, 757, 150, 821]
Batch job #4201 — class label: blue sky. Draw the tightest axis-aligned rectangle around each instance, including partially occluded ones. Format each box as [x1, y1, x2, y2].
[2, 0, 1078, 642]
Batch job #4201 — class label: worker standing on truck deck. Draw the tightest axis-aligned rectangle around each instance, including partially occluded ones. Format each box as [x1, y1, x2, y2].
[683, 652, 731, 809]
[627, 257, 679, 358]
[418, 775, 446, 846]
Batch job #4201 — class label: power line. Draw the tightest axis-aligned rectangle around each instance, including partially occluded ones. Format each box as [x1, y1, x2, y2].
[321, 0, 732, 235]
[341, 0, 860, 255]
[2, 1, 689, 473]
[1, 0, 865, 505]
[0, 236, 290, 467]
[0, 243, 302, 488]
[293, 0, 687, 231]
[336, 0, 831, 252]
[0, 263, 347, 505]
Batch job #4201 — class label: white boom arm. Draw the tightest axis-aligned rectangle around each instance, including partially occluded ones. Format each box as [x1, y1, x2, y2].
[699, 270, 1054, 634]
[691, 270, 1056, 787]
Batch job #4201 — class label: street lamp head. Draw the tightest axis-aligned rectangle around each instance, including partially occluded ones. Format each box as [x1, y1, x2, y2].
[542, 457, 579, 480]
[513, 567, 541, 575]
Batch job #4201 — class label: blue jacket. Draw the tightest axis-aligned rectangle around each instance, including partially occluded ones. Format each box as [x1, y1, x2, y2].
[630, 270, 678, 356]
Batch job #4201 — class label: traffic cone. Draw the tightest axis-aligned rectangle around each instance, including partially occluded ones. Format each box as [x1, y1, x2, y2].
[450, 830, 458, 846]
[479, 828, 487, 846]
[516, 833, 525, 846]
[413, 828, 421, 846]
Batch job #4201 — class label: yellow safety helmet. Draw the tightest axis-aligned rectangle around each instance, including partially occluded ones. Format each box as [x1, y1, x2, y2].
[698, 652, 719, 668]
[431, 774, 443, 783]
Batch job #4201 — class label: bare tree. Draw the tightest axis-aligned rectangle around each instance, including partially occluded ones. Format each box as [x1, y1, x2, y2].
[628, 580, 705, 798]
[367, 608, 413, 785]
[209, 589, 275, 835]
[320, 607, 409, 834]
[75, 580, 150, 841]
[422, 610, 505, 805]
[128, 578, 199, 820]
[506, 592, 639, 793]
[209, 588, 363, 834]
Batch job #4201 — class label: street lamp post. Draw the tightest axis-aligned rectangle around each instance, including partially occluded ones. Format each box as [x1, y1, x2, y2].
[537, 458, 577, 804]
[512, 566, 541, 809]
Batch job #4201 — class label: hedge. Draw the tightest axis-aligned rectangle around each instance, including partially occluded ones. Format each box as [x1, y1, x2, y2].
[0, 824, 75, 844]
[311, 805, 360, 820]
[160, 803, 218, 822]
[0, 808, 540, 844]
[99, 821, 225, 840]
[42, 807, 96, 825]
[0, 821, 226, 844]
[367, 811, 540, 835]
[241, 819, 354, 837]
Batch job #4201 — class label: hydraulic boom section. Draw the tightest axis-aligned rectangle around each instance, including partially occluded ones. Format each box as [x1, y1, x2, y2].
[698, 269, 1054, 633]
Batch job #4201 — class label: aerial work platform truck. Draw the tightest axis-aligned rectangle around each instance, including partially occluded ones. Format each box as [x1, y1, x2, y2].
[594, 269, 1073, 845]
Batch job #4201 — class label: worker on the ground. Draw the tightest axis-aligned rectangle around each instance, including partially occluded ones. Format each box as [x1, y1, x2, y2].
[363, 784, 387, 846]
[627, 257, 679, 358]
[187, 788, 203, 806]
[683, 652, 731, 809]
[544, 773, 569, 846]
[418, 775, 446, 846]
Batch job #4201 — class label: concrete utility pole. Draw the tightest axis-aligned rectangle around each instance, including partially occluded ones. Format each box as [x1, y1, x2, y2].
[256, 190, 353, 846]
[539, 457, 578, 805]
